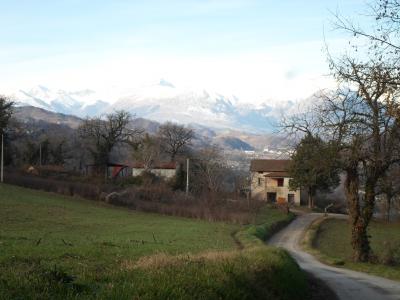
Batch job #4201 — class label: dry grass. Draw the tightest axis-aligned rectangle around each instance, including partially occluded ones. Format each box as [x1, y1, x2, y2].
[124, 250, 238, 270]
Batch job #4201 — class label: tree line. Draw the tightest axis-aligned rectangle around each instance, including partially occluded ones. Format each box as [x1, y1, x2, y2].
[0, 101, 244, 198]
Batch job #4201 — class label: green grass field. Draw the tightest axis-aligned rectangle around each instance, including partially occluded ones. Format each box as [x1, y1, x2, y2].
[0, 184, 307, 299]
[312, 218, 400, 281]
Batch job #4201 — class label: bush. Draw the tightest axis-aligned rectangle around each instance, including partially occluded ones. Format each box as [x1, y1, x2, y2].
[104, 184, 256, 224]
[4, 171, 115, 201]
[4, 170, 264, 224]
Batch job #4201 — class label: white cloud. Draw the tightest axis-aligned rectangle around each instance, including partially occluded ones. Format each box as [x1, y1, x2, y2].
[0, 38, 344, 105]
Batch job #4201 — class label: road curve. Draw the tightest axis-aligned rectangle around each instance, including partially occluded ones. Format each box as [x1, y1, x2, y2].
[268, 213, 400, 300]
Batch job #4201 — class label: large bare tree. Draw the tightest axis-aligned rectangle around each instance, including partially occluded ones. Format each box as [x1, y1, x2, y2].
[325, 59, 400, 261]
[158, 122, 194, 162]
[78, 110, 142, 173]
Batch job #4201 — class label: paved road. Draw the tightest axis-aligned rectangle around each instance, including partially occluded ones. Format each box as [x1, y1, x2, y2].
[268, 213, 400, 300]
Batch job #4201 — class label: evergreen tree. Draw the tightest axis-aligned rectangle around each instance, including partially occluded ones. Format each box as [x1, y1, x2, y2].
[289, 134, 340, 208]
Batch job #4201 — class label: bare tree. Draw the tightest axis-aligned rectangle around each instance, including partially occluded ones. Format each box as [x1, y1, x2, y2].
[332, 0, 400, 57]
[190, 146, 226, 198]
[158, 122, 194, 161]
[283, 77, 400, 262]
[78, 110, 142, 173]
[327, 1, 400, 259]
[131, 133, 161, 171]
[322, 62, 400, 260]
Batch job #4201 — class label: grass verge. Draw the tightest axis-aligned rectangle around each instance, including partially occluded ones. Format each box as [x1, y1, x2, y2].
[235, 206, 295, 247]
[0, 184, 308, 299]
[302, 216, 400, 281]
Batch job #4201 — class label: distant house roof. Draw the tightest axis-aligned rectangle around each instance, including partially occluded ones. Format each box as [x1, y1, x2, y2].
[263, 171, 289, 177]
[132, 162, 177, 170]
[86, 163, 129, 167]
[250, 159, 291, 177]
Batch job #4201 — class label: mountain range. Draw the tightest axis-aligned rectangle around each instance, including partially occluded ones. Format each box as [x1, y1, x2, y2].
[11, 81, 298, 133]
[14, 106, 289, 152]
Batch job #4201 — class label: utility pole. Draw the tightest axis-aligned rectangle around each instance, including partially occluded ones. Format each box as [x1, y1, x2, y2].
[186, 158, 189, 196]
[39, 142, 42, 167]
[1, 133, 4, 183]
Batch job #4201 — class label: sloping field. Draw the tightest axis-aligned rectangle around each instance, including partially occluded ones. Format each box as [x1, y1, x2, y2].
[0, 184, 308, 299]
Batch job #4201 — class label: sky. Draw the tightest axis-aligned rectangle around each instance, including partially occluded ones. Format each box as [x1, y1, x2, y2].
[0, 0, 367, 104]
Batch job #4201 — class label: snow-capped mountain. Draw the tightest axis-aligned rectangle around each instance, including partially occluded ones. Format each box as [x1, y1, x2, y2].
[13, 85, 109, 117]
[11, 81, 299, 133]
[108, 80, 295, 133]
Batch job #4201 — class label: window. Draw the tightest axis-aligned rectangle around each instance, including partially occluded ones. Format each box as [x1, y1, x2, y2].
[267, 192, 277, 203]
[258, 178, 263, 186]
[277, 178, 284, 187]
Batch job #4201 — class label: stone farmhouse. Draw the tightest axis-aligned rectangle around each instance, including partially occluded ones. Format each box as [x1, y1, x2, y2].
[250, 159, 300, 205]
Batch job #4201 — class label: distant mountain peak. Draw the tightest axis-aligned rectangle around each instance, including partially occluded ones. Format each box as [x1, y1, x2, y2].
[37, 85, 50, 92]
[158, 79, 175, 88]
[14, 86, 109, 117]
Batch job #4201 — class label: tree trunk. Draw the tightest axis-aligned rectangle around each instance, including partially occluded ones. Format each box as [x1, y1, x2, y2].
[345, 165, 372, 262]
[170, 152, 176, 162]
[385, 190, 393, 223]
[308, 187, 315, 209]
[357, 178, 376, 261]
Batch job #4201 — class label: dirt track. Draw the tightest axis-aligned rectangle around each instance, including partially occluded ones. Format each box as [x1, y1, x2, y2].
[268, 213, 400, 300]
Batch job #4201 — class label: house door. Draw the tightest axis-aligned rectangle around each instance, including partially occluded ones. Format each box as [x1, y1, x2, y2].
[267, 192, 277, 203]
[288, 194, 295, 204]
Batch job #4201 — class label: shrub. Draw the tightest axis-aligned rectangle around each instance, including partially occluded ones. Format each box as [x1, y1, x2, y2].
[4, 170, 263, 224]
[4, 171, 115, 201]
[100, 183, 260, 224]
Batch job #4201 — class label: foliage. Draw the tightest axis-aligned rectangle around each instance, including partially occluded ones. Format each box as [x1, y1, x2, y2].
[288, 134, 340, 208]
[0, 95, 14, 134]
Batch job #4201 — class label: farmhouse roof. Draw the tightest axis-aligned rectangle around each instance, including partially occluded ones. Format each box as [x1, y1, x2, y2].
[132, 162, 177, 170]
[250, 159, 291, 174]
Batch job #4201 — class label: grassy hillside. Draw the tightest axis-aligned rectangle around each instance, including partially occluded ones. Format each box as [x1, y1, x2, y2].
[309, 218, 400, 281]
[0, 184, 307, 299]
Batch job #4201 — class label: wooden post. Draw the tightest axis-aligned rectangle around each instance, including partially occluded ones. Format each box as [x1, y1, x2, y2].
[39, 142, 42, 166]
[186, 158, 189, 196]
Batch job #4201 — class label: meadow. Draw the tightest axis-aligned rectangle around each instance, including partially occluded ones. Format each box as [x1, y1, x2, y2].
[0, 184, 307, 299]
